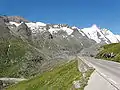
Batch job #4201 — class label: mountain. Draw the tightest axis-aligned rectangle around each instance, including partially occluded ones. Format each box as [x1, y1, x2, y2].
[0, 15, 120, 78]
[81, 24, 120, 44]
[8, 19, 120, 44]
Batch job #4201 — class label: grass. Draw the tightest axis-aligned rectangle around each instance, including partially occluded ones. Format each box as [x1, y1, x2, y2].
[0, 38, 27, 77]
[0, 38, 46, 78]
[96, 43, 120, 62]
[6, 60, 93, 90]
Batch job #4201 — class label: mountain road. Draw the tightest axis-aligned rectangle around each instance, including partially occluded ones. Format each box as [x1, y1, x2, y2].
[79, 56, 120, 90]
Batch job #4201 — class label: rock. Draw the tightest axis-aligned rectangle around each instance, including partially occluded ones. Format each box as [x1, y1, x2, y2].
[103, 52, 116, 58]
[73, 80, 81, 89]
[0, 25, 11, 40]
[78, 60, 90, 73]
[17, 23, 32, 41]
[7, 16, 29, 23]
[0, 16, 6, 26]
[0, 80, 3, 89]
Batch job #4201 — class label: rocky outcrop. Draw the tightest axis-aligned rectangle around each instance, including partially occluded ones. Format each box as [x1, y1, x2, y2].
[7, 16, 29, 23]
[17, 23, 32, 41]
[103, 52, 116, 58]
[0, 15, 29, 23]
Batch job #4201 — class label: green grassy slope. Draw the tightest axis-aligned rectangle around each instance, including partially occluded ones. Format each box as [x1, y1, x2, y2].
[0, 37, 46, 78]
[96, 43, 120, 62]
[6, 60, 93, 90]
[0, 38, 25, 77]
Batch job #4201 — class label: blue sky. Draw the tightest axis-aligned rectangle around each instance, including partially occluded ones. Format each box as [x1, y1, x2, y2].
[0, 0, 120, 34]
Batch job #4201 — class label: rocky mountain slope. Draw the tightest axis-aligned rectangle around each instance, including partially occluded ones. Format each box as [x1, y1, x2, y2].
[0, 15, 120, 78]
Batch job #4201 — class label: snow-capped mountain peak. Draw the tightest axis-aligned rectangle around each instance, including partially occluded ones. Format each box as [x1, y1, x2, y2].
[81, 25, 120, 44]
[91, 24, 99, 29]
[71, 26, 78, 30]
[8, 20, 120, 44]
[81, 24, 102, 43]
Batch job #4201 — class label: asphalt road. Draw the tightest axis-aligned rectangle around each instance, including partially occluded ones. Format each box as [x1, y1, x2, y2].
[79, 56, 120, 90]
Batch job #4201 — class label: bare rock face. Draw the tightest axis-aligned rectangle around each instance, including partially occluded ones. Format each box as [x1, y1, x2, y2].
[0, 15, 29, 23]
[0, 17, 11, 40]
[7, 16, 29, 23]
[17, 23, 32, 41]
[0, 16, 7, 25]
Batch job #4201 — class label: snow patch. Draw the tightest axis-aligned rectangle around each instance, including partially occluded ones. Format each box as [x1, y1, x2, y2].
[48, 27, 73, 35]
[115, 35, 120, 42]
[36, 22, 46, 26]
[48, 28, 61, 34]
[71, 35, 74, 37]
[9, 22, 21, 27]
[61, 27, 73, 35]
[102, 29, 119, 43]
[25, 22, 46, 33]
[71, 26, 78, 29]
